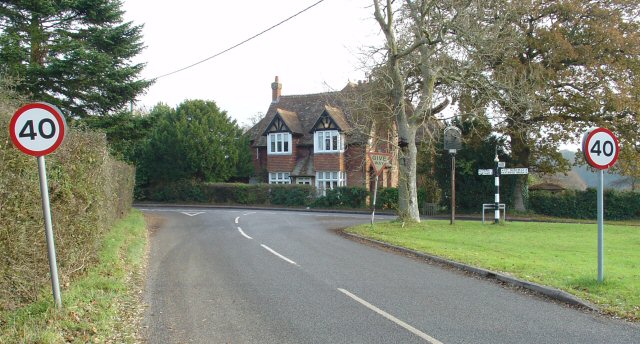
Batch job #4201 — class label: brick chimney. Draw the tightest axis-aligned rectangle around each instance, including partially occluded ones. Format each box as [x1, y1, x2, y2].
[271, 76, 282, 103]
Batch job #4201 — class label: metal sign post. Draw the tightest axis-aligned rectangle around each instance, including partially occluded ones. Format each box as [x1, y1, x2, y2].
[10, 102, 66, 308]
[450, 150, 456, 224]
[38, 156, 62, 308]
[368, 152, 391, 226]
[371, 174, 379, 226]
[444, 126, 462, 225]
[582, 127, 619, 283]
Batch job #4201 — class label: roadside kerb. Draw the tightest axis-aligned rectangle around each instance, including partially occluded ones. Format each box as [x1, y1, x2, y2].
[338, 230, 599, 312]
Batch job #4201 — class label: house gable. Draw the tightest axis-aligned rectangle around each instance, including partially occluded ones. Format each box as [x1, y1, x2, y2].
[309, 105, 351, 133]
[262, 109, 303, 136]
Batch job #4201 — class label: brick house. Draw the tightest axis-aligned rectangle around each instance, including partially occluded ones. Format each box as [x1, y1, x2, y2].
[248, 76, 398, 195]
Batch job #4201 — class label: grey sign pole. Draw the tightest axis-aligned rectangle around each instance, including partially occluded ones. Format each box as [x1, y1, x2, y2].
[450, 151, 456, 225]
[582, 127, 619, 283]
[371, 174, 379, 226]
[597, 169, 604, 282]
[444, 126, 462, 225]
[38, 156, 62, 308]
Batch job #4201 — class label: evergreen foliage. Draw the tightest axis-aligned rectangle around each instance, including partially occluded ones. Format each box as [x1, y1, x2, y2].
[139, 100, 250, 187]
[0, 82, 135, 308]
[529, 189, 640, 220]
[0, 0, 151, 117]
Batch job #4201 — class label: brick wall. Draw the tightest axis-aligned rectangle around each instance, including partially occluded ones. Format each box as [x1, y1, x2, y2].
[313, 152, 344, 171]
[345, 145, 366, 187]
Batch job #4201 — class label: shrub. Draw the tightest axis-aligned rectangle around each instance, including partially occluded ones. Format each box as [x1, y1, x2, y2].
[529, 189, 640, 220]
[311, 187, 369, 209]
[1, 110, 134, 308]
[142, 182, 314, 207]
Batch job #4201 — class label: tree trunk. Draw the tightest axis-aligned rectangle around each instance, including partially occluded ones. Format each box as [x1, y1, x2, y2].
[510, 132, 530, 211]
[397, 128, 420, 222]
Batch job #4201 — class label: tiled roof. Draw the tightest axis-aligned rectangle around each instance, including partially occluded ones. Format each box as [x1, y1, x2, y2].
[291, 155, 314, 176]
[323, 105, 351, 132]
[276, 108, 303, 134]
[251, 91, 351, 146]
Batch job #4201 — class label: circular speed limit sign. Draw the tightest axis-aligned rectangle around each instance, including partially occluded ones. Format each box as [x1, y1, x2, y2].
[10, 102, 66, 156]
[582, 127, 619, 170]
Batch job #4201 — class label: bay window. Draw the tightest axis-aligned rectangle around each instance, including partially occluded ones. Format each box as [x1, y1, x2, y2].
[315, 171, 346, 195]
[314, 130, 344, 153]
[268, 132, 291, 154]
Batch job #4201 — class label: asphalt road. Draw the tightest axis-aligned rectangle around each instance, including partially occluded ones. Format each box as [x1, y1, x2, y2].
[140, 206, 639, 343]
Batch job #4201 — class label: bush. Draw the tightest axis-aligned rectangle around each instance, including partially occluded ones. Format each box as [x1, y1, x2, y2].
[142, 182, 314, 207]
[1, 107, 134, 309]
[529, 189, 640, 220]
[375, 187, 399, 210]
[311, 187, 369, 209]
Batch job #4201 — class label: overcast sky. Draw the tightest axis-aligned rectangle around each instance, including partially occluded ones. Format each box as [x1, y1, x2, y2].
[122, 0, 380, 126]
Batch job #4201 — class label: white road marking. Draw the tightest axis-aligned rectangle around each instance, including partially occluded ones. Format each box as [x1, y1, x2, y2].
[337, 288, 443, 344]
[260, 244, 299, 266]
[235, 217, 239, 224]
[237, 227, 253, 240]
[181, 211, 205, 217]
[243, 212, 257, 216]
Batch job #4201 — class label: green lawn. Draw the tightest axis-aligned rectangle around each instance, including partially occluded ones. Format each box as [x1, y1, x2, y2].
[0, 210, 147, 343]
[346, 220, 640, 321]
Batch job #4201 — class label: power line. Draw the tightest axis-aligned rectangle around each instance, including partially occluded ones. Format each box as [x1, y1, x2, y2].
[152, 0, 326, 80]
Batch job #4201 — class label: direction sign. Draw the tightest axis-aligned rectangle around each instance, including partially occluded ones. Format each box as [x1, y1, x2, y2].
[500, 168, 529, 175]
[478, 169, 493, 175]
[582, 127, 619, 170]
[10, 102, 66, 156]
[368, 152, 391, 176]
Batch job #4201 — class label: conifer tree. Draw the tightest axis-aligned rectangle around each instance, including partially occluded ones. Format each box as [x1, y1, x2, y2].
[0, 0, 151, 117]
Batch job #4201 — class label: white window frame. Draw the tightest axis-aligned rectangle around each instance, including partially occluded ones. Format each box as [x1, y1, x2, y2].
[296, 177, 312, 185]
[267, 132, 292, 155]
[315, 171, 346, 196]
[314, 130, 344, 153]
[269, 172, 291, 184]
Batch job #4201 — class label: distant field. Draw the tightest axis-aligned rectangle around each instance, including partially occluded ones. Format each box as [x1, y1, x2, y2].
[346, 220, 640, 321]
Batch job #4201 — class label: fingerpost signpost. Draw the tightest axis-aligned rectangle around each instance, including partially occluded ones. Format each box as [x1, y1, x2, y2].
[582, 127, 619, 283]
[368, 152, 391, 226]
[10, 102, 67, 308]
[477, 152, 528, 224]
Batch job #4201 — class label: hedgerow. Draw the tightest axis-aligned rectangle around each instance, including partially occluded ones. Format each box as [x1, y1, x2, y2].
[529, 189, 640, 220]
[1, 89, 134, 309]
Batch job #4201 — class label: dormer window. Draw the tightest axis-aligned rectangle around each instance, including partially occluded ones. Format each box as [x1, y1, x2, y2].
[268, 132, 291, 154]
[315, 130, 344, 153]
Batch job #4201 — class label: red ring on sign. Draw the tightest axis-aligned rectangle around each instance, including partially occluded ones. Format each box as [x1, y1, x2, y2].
[582, 127, 619, 170]
[9, 102, 66, 157]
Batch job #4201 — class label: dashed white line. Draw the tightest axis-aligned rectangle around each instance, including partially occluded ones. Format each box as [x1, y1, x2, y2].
[235, 217, 239, 224]
[337, 288, 443, 344]
[260, 244, 299, 266]
[237, 227, 253, 240]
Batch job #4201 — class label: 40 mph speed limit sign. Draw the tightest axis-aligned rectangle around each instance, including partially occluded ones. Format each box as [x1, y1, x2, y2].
[582, 127, 619, 170]
[10, 102, 66, 156]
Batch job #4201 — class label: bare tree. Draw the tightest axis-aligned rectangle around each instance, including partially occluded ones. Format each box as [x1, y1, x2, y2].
[371, 0, 517, 222]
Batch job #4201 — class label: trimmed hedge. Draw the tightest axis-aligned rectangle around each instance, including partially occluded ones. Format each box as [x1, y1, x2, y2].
[529, 189, 640, 220]
[142, 181, 315, 206]
[1, 110, 135, 309]
[311, 187, 369, 209]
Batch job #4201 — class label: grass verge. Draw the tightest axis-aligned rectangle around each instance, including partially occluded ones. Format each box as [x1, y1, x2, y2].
[0, 210, 148, 343]
[346, 219, 640, 321]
